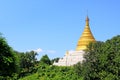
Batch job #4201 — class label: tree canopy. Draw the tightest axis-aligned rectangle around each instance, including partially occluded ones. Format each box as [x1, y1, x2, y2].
[0, 35, 19, 77]
[40, 54, 51, 65]
[83, 35, 120, 80]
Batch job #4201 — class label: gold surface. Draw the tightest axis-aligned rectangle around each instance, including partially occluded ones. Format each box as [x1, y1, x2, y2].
[76, 16, 96, 51]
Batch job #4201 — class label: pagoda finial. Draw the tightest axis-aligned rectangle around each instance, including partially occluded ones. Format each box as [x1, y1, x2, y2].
[86, 16, 89, 26]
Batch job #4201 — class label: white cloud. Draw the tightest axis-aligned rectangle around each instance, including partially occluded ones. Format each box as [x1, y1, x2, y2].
[27, 48, 57, 60]
[27, 48, 56, 54]
[33, 48, 43, 53]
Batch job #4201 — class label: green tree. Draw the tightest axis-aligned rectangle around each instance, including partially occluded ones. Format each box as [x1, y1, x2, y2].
[83, 35, 120, 80]
[51, 57, 60, 64]
[15, 51, 38, 78]
[83, 41, 104, 80]
[20, 51, 38, 70]
[73, 62, 83, 77]
[40, 54, 51, 65]
[0, 35, 19, 77]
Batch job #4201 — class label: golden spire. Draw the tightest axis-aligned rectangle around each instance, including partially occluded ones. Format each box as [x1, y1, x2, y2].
[76, 16, 96, 51]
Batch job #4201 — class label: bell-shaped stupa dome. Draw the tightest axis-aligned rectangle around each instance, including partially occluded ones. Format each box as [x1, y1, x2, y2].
[76, 16, 96, 51]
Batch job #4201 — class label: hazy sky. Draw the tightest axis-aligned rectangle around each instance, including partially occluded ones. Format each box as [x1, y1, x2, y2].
[0, 0, 120, 59]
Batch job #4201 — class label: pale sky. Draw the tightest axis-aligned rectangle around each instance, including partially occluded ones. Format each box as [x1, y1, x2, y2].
[0, 0, 120, 59]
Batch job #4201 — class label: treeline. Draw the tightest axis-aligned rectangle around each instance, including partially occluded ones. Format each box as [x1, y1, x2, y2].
[20, 35, 120, 80]
[0, 34, 120, 80]
[0, 34, 40, 79]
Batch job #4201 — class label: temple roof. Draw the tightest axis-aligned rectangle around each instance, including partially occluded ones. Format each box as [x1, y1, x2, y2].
[76, 16, 96, 51]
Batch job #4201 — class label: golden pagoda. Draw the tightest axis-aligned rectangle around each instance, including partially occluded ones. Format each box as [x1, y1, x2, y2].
[76, 16, 96, 51]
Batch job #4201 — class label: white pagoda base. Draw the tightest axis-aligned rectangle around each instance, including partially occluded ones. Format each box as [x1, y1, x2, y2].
[53, 50, 85, 66]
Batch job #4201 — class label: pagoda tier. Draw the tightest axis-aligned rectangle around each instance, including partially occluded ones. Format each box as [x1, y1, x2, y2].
[76, 16, 96, 51]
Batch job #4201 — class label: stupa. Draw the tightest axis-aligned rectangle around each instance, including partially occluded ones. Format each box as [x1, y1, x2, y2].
[53, 16, 96, 66]
[76, 16, 95, 50]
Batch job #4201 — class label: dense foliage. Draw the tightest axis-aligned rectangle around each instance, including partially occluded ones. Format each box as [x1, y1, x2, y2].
[39, 54, 51, 65]
[20, 65, 83, 80]
[51, 57, 60, 64]
[83, 35, 120, 80]
[38, 65, 83, 80]
[19, 55, 83, 80]
[15, 51, 38, 78]
[0, 35, 19, 79]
